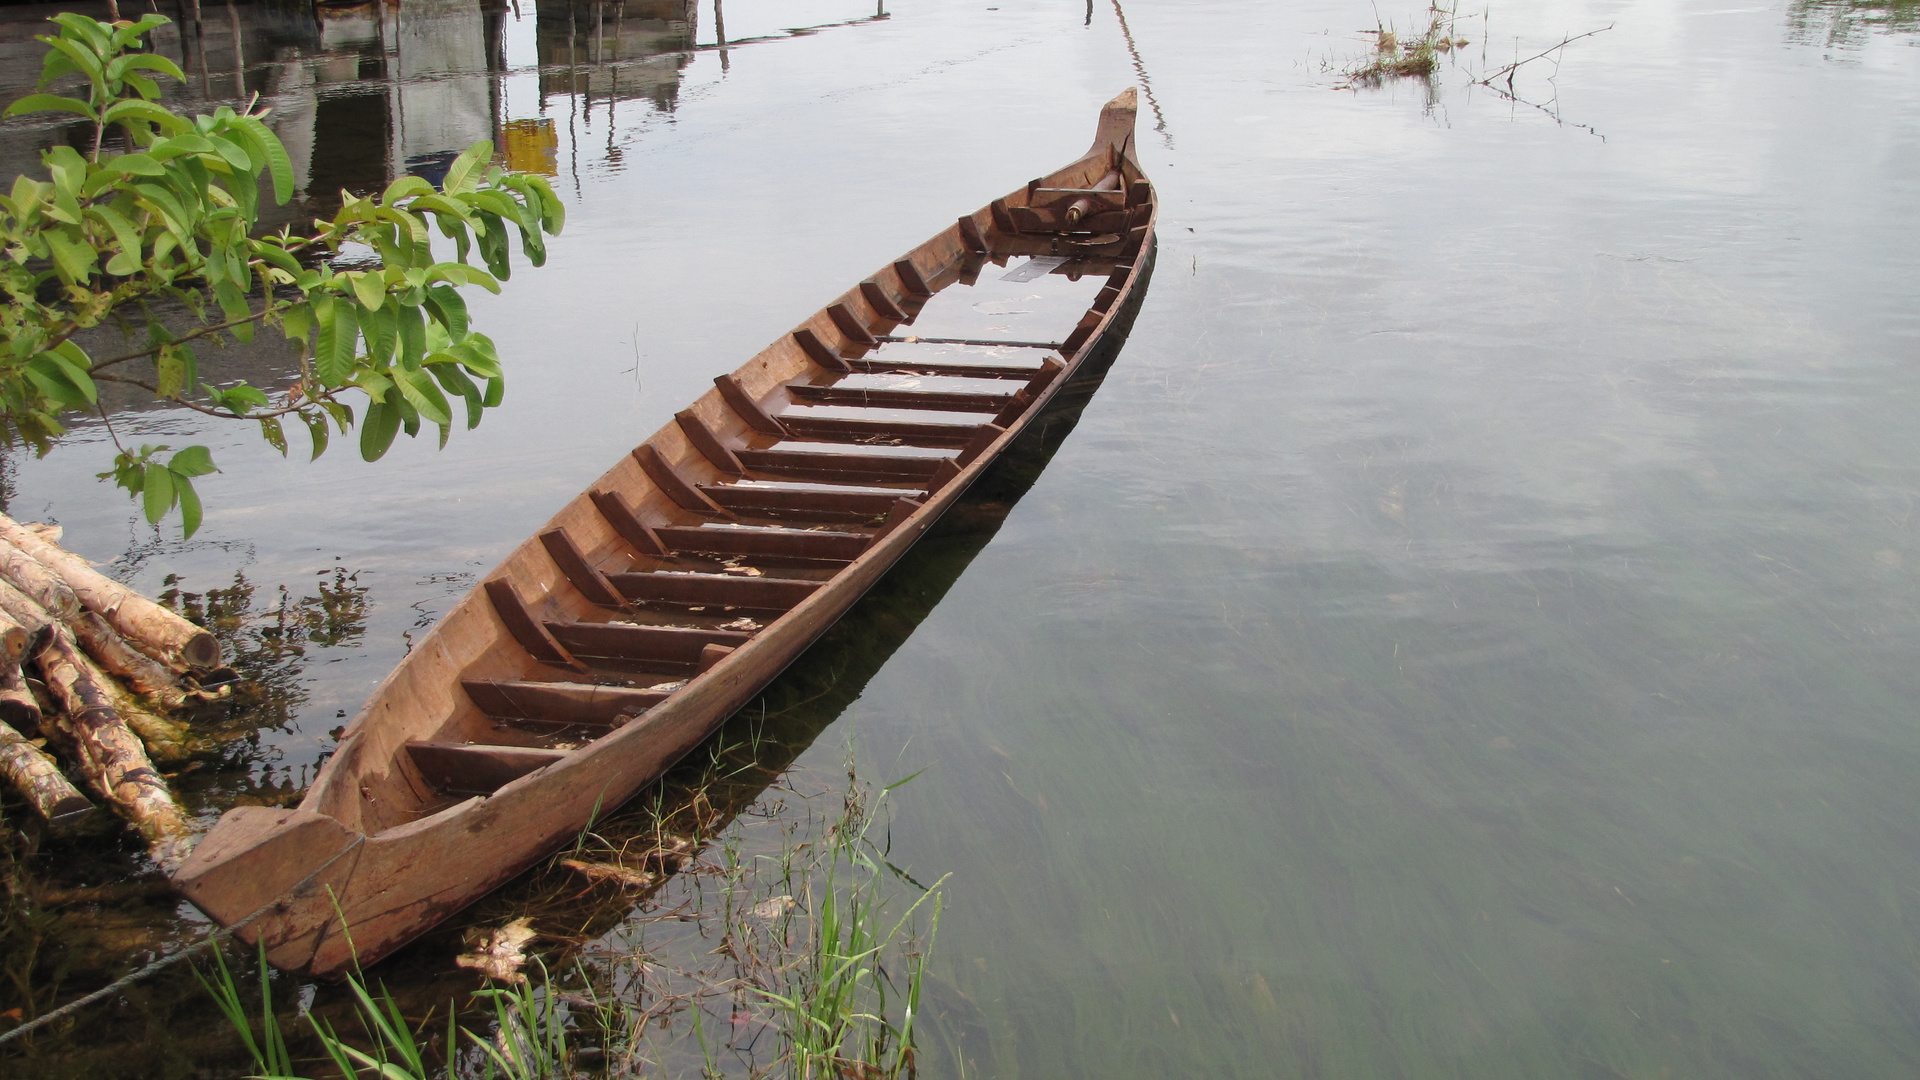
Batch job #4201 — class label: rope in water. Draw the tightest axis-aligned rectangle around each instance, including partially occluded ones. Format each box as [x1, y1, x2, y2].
[0, 834, 364, 1048]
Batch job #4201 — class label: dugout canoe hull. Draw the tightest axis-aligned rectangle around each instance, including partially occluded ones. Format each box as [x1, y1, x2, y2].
[174, 89, 1158, 976]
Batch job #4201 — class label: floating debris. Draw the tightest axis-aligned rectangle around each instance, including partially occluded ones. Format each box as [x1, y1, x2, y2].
[455, 916, 540, 982]
[559, 859, 657, 891]
[752, 895, 797, 920]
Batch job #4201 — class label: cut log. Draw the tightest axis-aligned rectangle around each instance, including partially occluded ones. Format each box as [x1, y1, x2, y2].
[35, 627, 191, 864]
[0, 664, 38, 729]
[69, 610, 190, 711]
[0, 721, 93, 828]
[0, 607, 27, 668]
[0, 515, 220, 670]
[0, 575, 193, 712]
[0, 538, 79, 620]
[89, 650, 191, 763]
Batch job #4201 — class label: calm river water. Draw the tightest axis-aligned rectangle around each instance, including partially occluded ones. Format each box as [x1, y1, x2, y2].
[3, 0, 1920, 1076]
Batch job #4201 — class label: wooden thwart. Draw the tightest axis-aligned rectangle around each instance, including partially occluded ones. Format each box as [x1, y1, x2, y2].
[547, 621, 753, 668]
[779, 415, 984, 448]
[737, 448, 944, 483]
[462, 679, 669, 727]
[654, 525, 871, 563]
[407, 742, 568, 797]
[698, 484, 899, 524]
[846, 357, 1045, 380]
[784, 384, 1014, 413]
[605, 570, 820, 613]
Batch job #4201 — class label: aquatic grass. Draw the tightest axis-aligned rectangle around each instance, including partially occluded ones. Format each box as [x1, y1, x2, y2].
[467, 959, 574, 1080]
[195, 942, 295, 1080]
[747, 770, 949, 1080]
[1345, 3, 1467, 82]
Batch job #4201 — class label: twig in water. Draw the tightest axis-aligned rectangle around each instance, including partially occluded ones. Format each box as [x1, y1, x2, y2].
[1476, 24, 1612, 90]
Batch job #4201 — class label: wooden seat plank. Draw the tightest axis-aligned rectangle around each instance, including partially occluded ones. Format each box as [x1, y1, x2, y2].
[654, 525, 870, 563]
[604, 571, 820, 613]
[406, 742, 569, 797]
[844, 358, 1043, 381]
[779, 415, 983, 448]
[547, 621, 754, 668]
[698, 484, 897, 523]
[461, 680, 670, 727]
[785, 384, 1014, 413]
[737, 448, 944, 483]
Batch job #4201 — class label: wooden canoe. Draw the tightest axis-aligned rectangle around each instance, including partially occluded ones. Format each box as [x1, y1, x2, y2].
[173, 88, 1158, 976]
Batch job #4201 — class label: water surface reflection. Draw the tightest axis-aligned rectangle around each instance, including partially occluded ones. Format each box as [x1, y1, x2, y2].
[3, 0, 1920, 1076]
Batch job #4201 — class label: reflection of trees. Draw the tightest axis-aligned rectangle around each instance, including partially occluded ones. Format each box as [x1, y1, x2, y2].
[1787, 0, 1920, 45]
[162, 566, 370, 741]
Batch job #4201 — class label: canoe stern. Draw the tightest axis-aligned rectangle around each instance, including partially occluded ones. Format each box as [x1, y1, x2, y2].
[173, 805, 364, 972]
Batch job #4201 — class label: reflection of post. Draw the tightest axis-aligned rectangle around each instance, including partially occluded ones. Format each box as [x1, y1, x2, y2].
[715, 0, 728, 71]
[1085, 0, 1092, 27]
[484, 0, 509, 71]
[484, 0, 508, 149]
[392, 0, 492, 184]
[226, 0, 244, 99]
[264, 47, 317, 203]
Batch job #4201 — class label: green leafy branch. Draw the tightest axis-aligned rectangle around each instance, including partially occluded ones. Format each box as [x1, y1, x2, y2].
[1, 13, 564, 536]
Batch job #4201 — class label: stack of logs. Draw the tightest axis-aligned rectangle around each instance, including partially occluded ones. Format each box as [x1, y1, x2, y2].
[0, 513, 227, 869]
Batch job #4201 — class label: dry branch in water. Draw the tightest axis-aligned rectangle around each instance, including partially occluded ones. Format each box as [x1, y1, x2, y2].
[1477, 25, 1613, 89]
